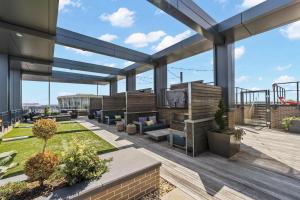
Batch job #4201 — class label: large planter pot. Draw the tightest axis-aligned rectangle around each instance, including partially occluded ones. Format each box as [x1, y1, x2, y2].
[207, 131, 240, 158]
[288, 120, 300, 133]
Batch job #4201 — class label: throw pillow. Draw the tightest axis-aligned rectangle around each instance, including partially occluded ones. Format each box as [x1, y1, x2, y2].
[139, 117, 147, 124]
[145, 120, 154, 126]
[115, 115, 121, 120]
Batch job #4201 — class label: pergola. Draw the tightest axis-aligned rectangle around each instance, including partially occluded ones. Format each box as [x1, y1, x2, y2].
[0, 0, 300, 118]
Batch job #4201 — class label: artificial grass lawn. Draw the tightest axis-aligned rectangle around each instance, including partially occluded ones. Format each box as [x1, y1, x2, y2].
[0, 122, 116, 178]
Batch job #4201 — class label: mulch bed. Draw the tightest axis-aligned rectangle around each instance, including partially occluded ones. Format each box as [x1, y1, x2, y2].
[140, 178, 176, 200]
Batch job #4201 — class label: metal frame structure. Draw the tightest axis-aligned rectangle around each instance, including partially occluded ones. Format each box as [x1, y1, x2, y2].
[0, 0, 300, 114]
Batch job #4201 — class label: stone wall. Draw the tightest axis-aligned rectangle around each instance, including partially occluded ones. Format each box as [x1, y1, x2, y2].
[271, 105, 300, 129]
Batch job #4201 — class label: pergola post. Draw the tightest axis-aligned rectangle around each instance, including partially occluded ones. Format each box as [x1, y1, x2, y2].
[0, 54, 9, 113]
[154, 59, 167, 107]
[126, 71, 136, 92]
[10, 68, 22, 111]
[214, 41, 235, 128]
[110, 80, 118, 96]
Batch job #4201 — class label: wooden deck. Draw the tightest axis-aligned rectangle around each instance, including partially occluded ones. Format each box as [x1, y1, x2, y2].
[81, 118, 300, 200]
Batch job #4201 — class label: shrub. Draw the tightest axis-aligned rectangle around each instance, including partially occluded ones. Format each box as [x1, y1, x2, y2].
[32, 119, 57, 153]
[60, 140, 110, 185]
[0, 181, 28, 200]
[24, 151, 59, 186]
[215, 100, 226, 130]
[282, 116, 300, 130]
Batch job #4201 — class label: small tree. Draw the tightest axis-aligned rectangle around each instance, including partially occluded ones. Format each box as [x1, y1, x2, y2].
[44, 106, 50, 116]
[215, 100, 226, 131]
[25, 151, 59, 187]
[32, 119, 57, 153]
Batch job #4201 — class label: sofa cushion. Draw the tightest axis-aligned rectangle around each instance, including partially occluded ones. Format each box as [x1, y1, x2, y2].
[143, 123, 166, 132]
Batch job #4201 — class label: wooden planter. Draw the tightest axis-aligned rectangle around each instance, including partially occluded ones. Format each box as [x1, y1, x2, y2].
[207, 131, 240, 158]
[288, 120, 300, 133]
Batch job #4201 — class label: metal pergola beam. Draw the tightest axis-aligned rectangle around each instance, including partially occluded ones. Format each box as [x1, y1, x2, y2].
[0, 19, 55, 40]
[218, 0, 300, 42]
[10, 56, 53, 66]
[22, 70, 109, 85]
[56, 28, 152, 64]
[119, 0, 300, 77]
[53, 58, 124, 75]
[147, 0, 223, 43]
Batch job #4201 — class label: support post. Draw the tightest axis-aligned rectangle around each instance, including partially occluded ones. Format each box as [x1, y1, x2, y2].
[97, 83, 99, 96]
[214, 41, 235, 128]
[48, 79, 51, 107]
[0, 54, 9, 113]
[154, 59, 167, 107]
[110, 80, 118, 96]
[180, 72, 183, 83]
[126, 71, 136, 92]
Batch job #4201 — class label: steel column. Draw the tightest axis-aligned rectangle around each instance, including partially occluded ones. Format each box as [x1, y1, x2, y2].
[154, 59, 168, 107]
[126, 72, 136, 91]
[110, 80, 118, 96]
[214, 41, 235, 109]
[0, 54, 9, 113]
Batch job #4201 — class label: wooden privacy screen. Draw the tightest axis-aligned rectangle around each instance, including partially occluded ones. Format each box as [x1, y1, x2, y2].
[126, 92, 156, 113]
[89, 97, 102, 110]
[102, 93, 126, 110]
[188, 82, 222, 120]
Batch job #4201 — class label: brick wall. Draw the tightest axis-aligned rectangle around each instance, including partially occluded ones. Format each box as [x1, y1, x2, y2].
[87, 167, 160, 200]
[271, 105, 300, 129]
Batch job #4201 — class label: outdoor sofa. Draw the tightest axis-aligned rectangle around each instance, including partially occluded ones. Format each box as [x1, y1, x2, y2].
[103, 110, 124, 125]
[133, 115, 167, 134]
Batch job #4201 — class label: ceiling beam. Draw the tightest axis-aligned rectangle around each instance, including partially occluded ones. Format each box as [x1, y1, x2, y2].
[22, 70, 110, 85]
[0, 19, 55, 40]
[56, 28, 152, 64]
[53, 58, 124, 75]
[10, 56, 53, 65]
[147, 0, 223, 43]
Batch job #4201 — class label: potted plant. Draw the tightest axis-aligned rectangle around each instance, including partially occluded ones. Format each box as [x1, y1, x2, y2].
[282, 116, 300, 133]
[207, 100, 245, 158]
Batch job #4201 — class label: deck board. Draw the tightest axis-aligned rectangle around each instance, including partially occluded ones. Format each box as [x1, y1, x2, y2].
[81, 118, 300, 200]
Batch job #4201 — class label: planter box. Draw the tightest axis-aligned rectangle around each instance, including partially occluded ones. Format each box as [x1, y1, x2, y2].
[207, 131, 240, 158]
[288, 120, 300, 133]
[40, 148, 161, 200]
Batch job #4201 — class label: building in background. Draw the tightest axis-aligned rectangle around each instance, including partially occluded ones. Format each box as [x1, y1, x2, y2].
[57, 94, 99, 112]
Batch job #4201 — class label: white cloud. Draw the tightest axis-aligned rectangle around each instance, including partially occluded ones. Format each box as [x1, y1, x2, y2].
[258, 77, 263, 81]
[98, 34, 118, 42]
[153, 30, 192, 52]
[250, 87, 260, 91]
[273, 75, 295, 83]
[59, 0, 81, 11]
[280, 21, 300, 40]
[241, 0, 265, 9]
[154, 9, 165, 15]
[276, 64, 292, 71]
[58, 91, 74, 96]
[100, 8, 135, 28]
[235, 46, 245, 59]
[64, 46, 93, 56]
[124, 61, 134, 67]
[236, 75, 249, 83]
[125, 31, 166, 48]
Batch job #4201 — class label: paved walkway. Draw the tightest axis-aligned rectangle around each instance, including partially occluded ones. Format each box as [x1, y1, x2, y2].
[79, 118, 300, 200]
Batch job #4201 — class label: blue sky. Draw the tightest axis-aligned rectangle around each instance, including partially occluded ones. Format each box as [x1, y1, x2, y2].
[22, 0, 300, 104]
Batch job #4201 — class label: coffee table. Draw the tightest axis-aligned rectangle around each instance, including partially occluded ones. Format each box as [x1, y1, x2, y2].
[144, 128, 171, 141]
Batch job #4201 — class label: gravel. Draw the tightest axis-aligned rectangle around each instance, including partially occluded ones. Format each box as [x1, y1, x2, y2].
[140, 178, 176, 200]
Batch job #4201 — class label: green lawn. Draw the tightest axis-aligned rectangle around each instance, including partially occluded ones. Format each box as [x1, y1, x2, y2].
[0, 122, 116, 178]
